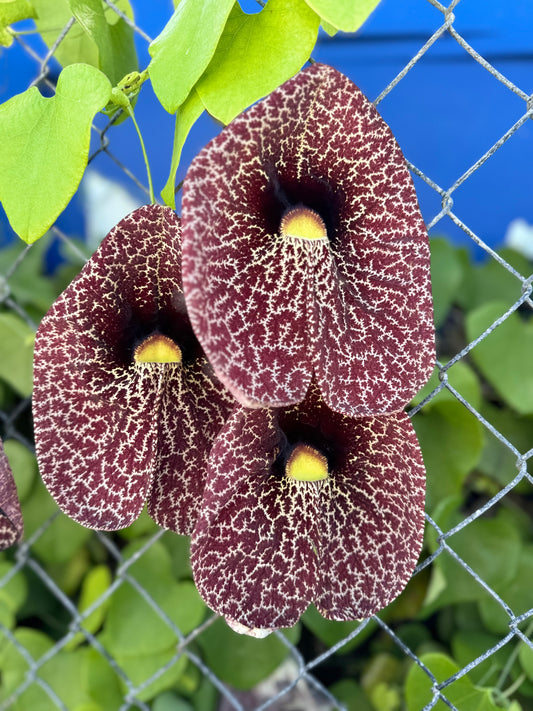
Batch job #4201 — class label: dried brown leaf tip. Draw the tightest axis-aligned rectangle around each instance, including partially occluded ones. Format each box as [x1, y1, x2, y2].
[32, 205, 234, 533]
[182, 62, 435, 417]
[190, 383, 426, 634]
[0, 438, 23, 549]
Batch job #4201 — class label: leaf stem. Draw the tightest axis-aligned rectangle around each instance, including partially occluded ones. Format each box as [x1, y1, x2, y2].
[126, 105, 155, 204]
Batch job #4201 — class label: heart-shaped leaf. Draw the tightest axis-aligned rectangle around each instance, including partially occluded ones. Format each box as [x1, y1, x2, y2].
[0, 63, 111, 243]
[466, 301, 533, 415]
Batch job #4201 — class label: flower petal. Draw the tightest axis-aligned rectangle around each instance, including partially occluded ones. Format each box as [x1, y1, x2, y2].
[313, 410, 426, 620]
[191, 407, 320, 631]
[191, 384, 426, 630]
[147, 358, 234, 535]
[33, 205, 232, 532]
[0, 438, 23, 549]
[182, 62, 435, 416]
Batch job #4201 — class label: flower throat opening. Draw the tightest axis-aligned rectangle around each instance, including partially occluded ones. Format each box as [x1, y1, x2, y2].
[280, 207, 327, 241]
[134, 334, 182, 364]
[285, 444, 329, 482]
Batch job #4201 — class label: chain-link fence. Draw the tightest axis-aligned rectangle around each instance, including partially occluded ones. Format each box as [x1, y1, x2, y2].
[1, 0, 533, 709]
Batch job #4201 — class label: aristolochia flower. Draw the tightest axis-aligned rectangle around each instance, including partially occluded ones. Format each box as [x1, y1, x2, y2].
[0, 438, 23, 549]
[190, 383, 426, 633]
[182, 62, 435, 417]
[33, 205, 233, 533]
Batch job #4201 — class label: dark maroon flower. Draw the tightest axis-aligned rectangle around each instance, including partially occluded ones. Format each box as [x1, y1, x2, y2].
[0, 438, 23, 549]
[32, 205, 233, 533]
[190, 383, 426, 633]
[182, 62, 435, 417]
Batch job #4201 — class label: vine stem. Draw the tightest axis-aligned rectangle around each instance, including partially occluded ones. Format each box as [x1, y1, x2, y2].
[126, 104, 155, 204]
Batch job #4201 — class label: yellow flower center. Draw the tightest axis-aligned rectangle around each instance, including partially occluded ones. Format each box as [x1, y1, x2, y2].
[280, 207, 327, 241]
[285, 444, 329, 482]
[134, 334, 182, 364]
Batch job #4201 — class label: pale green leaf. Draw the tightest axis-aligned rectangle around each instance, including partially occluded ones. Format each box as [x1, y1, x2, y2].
[32, 0, 134, 72]
[0, 313, 34, 396]
[304, 0, 380, 32]
[0, 0, 35, 46]
[148, 0, 235, 114]
[68, 0, 137, 85]
[196, 0, 320, 124]
[0, 63, 112, 243]
[161, 89, 204, 209]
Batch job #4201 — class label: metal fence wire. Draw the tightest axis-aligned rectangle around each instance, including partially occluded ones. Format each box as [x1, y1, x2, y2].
[1, 0, 533, 709]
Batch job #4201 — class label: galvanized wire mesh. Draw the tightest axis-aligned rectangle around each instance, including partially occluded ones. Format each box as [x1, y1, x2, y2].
[1, 0, 533, 709]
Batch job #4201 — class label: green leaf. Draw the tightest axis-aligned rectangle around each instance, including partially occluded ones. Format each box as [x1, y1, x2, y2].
[424, 514, 521, 613]
[412, 400, 484, 512]
[0, 63, 112, 243]
[195, 0, 320, 124]
[477, 401, 533, 491]
[0, 313, 34, 396]
[148, 0, 235, 114]
[0, 0, 35, 46]
[101, 540, 206, 701]
[466, 302, 533, 415]
[152, 691, 194, 711]
[197, 617, 300, 690]
[68, 0, 138, 85]
[479, 545, 533, 635]
[405, 652, 506, 711]
[161, 90, 204, 209]
[429, 237, 465, 327]
[33, 0, 98, 68]
[0, 237, 58, 315]
[303, 0, 380, 32]
[329, 680, 373, 711]
[0, 560, 28, 616]
[452, 629, 510, 687]
[21, 478, 93, 566]
[0, 628, 55, 709]
[457, 248, 531, 314]
[32, 0, 135, 74]
[65, 564, 112, 650]
[411, 359, 482, 410]
[2, 439, 37, 501]
[301, 604, 376, 654]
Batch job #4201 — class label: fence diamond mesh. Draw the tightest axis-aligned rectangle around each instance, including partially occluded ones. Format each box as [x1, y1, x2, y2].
[1, 0, 532, 709]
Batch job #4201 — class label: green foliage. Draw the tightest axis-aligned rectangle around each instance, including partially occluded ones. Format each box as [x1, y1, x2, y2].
[466, 302, 533, 415]
[0, 313, 34, 396]
[162, 90, 204, 208]
[32, 0, 136, 79]
[148, 0, 235, 114]
[303, 0, 381, 32]
[0, 0, 35, 46]
[68, 0, 138, 85]
[0, 63, 111, 243]
[2, 439, 37, 501]
[197, 617, 300, 690]
[100, 540, 206, 700]
[193, 0, 320, 124]
[405, 652, 515, 711]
